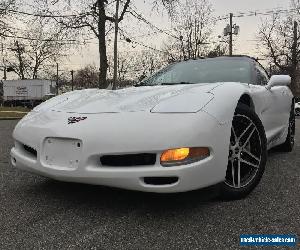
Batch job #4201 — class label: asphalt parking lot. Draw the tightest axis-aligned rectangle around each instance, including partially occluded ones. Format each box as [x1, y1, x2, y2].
[0, 120, 299, 249]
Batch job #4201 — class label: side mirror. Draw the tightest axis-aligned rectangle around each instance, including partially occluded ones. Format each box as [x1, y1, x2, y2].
[266, 75, 291, 90]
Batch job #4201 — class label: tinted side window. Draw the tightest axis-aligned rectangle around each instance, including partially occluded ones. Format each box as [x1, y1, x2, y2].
[255, 65, 269, 85]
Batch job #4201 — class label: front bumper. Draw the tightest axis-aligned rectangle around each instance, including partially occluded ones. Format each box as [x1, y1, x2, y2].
[11, 110, 231, 193]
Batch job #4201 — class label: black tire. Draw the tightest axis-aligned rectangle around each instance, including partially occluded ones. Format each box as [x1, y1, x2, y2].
[278, 106, 295, 152]
[220, 104, 267, 200]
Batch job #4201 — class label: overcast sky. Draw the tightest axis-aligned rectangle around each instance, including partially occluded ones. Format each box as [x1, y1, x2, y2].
[66, 0, 292, 70]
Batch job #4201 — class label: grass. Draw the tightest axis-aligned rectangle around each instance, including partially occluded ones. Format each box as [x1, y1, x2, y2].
[0, 106, 31, 119]
[0, 112, 26, 118]
[0, 106, 31, 112]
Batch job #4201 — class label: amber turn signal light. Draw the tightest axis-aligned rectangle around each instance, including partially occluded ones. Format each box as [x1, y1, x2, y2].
[160, 147, 210, 166]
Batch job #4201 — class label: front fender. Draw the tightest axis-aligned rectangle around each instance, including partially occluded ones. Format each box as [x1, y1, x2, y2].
[203, 82, 251, 125]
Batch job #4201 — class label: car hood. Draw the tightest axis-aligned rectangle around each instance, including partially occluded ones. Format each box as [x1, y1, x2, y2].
[34, 83, 223, 114]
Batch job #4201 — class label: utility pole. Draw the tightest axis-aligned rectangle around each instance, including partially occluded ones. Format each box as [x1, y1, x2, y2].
[70, 70, 74, 91]
[223, 13, 239, 56]
[56, 63, 59, 95]
[229, 13, 233, 56]
[112, 0, 120, 90]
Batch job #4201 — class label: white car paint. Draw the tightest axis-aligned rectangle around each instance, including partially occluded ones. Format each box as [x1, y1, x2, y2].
[34, 83, 218, 114]
[10, 75, 293, 193]
[202, 81, 292, 149]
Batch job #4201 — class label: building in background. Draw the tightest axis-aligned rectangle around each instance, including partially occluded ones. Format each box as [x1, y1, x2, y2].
[1, 79, 56, 107]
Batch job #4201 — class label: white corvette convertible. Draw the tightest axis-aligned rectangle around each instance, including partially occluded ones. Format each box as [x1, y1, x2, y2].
[11, 56, 295, 199]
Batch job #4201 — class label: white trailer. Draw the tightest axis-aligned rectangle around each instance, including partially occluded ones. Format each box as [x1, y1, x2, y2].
[2, 80, 56, 102]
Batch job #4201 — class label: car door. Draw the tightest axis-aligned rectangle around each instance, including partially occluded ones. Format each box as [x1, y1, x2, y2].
[250, 63, 290, 144]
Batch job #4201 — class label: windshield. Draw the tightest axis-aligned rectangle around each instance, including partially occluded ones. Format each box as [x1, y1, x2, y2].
[140, 58, 252, 86]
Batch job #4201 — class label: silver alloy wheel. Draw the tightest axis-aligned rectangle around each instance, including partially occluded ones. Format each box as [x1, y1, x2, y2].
[225, 114, 262, 189]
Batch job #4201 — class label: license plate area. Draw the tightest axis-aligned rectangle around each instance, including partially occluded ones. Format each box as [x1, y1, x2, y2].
[42, 138, 82, 169]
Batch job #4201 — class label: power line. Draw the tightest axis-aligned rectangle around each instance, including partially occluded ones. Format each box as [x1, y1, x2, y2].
[216, 7, 300, 21]
[2, 5, 299, 64]
[119, 28, 167, 54]
[1, 32, 98, 45]
[130, 31, 159, 39]
[4, 6, 297, 43]
[0, 8, 81, 18]
[126, 5, 300, 43]
[126, 5, 180, 40]
[3, 34, 79, 43]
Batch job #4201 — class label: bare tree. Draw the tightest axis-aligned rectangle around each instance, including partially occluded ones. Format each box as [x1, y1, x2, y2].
[41, 0, 131, 89]
[73, 64, 99, 88]
[152, 0, 179, 18]
[38, 0, 182, 89]
[0, 0, 15, 37]
[207, 44, 227, 58]
[293, 0, 300, 13]
[258, 13, 300, 95]
[7, 19, 71, 79]
[107, 49, 166, 84]
[9, 40, 27, 79]
[163, 0, 214, 61]
[135, 50, 166, 78]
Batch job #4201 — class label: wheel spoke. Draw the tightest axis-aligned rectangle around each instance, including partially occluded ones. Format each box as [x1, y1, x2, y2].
[231, 161, 235, 187]
[238, 122, 253, 141]
[231, 127, 238, 142]
[240, 159, 259, 169]
[242, 148, 260, 163]
[237, 160, 241, 188]
[242, 127, 256, 148]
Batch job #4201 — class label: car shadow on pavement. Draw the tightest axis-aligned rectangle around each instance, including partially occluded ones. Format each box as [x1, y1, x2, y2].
[267, 146, 293, 157]
[32, 178, 221, 212]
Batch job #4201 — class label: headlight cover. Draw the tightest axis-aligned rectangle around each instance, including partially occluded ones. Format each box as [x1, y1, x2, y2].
[151, 92, 214, 113]
[160, 147, 210, 167]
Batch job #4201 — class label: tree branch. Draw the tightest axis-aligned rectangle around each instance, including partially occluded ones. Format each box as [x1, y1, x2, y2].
[105, 0, 131, 23]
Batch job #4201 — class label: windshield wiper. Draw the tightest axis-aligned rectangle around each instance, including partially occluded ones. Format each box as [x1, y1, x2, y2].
[134, 82, 195, 87]
[134, 82, 154, 87]
[134, 83, 146, 87]
[160, 82, 195, 85]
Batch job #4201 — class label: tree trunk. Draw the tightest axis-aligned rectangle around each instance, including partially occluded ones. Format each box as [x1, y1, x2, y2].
[98, 0, 108, 89]
[32, 64, 38, 79]
[290, 68, 297, 96]
[15, 41, 25, 80]
[32, 70, 37, 79]
[32, 53, 39, 79]
[112, 0, 120, 90]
